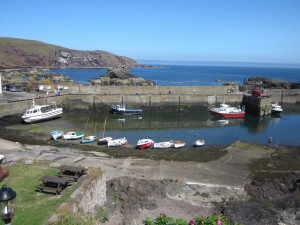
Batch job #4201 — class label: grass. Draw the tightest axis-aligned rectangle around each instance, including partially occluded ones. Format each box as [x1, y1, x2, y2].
[0, 162, 75, 225]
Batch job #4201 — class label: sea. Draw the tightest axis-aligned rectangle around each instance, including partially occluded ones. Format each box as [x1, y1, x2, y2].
[49, 63, 300, 147]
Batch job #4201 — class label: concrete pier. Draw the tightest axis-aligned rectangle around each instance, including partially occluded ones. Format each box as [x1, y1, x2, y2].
[242, 94, 272, 116]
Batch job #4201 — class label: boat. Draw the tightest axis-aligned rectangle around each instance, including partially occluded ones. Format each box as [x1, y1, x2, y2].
[153, 141, 173, 149]
[107, 137, 128, 147]
[51, 130, 64, 140]
[0, 155, 5, 164]
[271, 103, 283, 113]
[110, 105, 143, 115]
[21, 99, 63, 123]
[98, 137, 113, 145]
[172, 140, 186, 148]
[98, 118, 113, 145]
[136, 138, 154, 149]
[81, 135, 97, 143]
[209, 103, 245, 118]
[63, 131, 85, 140]
[194, 140, 205, 147]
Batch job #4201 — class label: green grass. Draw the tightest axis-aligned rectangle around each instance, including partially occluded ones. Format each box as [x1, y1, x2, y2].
[0, 163, 75, 225]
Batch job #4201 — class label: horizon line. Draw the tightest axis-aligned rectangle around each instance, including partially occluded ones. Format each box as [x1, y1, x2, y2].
[136, 59, 300, 68]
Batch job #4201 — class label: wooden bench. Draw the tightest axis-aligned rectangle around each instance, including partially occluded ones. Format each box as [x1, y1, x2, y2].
[58, 165, 87, 182]
[37, 175, 69, 195]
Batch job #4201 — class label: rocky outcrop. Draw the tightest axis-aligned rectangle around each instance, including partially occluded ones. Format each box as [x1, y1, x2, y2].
[89, 67, 155, 86]
[243, 77, 294, 89]
[0, 37, 137, 68]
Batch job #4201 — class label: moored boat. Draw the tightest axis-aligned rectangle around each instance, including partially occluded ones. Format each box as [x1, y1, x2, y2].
[136, 138, 154, 149]
[98, 137, 113, 145]
[51, 130, 64, 140]
[209, 103, 245, 118]
[21, 99, 63, 123]
[271, 103, 283, 113]
[81, 135, 97, 143]
[110, 105, 143, 115]
[107, 137, 128, 147]
[63, 131, 85, 140]
[153, 141, 173, 149]
[172, 140, 186, 148]
[194, 140, 205, 147]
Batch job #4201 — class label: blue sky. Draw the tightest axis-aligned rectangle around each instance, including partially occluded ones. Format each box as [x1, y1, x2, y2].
[1, 0, 300, 65]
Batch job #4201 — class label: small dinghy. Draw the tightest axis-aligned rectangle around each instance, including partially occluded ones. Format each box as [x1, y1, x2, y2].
[194, 140, 205, 147]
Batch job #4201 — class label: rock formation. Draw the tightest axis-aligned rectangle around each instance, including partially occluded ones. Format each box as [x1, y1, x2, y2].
[89, 67, 155, 86]
[243, 77, 294, 89]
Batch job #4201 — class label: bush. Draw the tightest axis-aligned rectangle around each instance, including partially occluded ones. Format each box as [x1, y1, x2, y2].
[143, 213, 241, 225]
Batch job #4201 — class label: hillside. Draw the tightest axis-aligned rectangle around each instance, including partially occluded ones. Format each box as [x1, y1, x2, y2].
[0, 37, 137, 68]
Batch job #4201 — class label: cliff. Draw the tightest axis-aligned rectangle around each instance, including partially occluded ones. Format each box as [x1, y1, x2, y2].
[0, 37, 137, 69]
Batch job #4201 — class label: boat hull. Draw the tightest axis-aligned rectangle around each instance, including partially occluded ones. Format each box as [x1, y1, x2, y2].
[22, 108, 63, 123]
[194, 140, 205, 147]
[81, 136, 97, 143]
[107, 138, 128, 147]
[98, 137, 113, 145]
[153, 142, 173, 149]
[136, 139, 154, 149]
[63, 132, 84, 140]
[210, 110, 245, 118]
[51, 130, 64, 140]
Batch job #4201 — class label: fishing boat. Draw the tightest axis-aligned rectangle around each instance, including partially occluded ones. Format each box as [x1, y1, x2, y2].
[21, 99, 63, 123]
[136, 138, 154, 149]
[63, 131, 85, 140]
[51, 130, 64, 140]
[194, 140, 205, 147]
[81, 121, 97, 143]
[81, 135, 97, 143]
[172, 140, 186, 148]
[109, 105, 143, 115]
[98, 118, 113, 145]
[271, 103, 283, 113]
[209, 103, 245, 118]
[107, 137, 128, 147]
[153, 141, 173, 149]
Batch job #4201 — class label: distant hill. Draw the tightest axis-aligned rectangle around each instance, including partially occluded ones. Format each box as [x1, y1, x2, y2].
[0, 37, 137, 69]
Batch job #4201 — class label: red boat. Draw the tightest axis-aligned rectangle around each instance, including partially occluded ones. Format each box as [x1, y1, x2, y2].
[209, 103, 245, 118]
[136, 139, 154, 149]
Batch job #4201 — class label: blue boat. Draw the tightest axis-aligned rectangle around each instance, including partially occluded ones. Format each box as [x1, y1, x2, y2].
[51, 130, 64, 140]
[81, 135, 97, 143]
[109, 105, 143, 115]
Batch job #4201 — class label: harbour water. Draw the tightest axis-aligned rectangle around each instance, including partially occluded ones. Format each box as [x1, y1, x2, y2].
[16, 65, 300, 147]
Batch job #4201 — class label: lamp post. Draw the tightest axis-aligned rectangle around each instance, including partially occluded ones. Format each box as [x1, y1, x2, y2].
[0, 185, 16, 225]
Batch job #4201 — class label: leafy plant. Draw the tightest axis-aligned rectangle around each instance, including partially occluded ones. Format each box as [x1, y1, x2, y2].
[143, 213, 241, 225]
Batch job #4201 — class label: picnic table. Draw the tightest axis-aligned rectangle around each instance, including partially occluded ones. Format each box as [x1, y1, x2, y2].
[37, 175, 69, 195]
[58, 165, 87, 182]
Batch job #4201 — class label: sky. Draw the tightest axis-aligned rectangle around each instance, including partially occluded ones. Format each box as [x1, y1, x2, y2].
[1, 0, 300, 65]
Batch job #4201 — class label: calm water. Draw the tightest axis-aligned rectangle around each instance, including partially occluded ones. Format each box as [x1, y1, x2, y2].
[52, 104, 300, 147]
[50, 65, 300, 85]
[47, 65, 300, 147]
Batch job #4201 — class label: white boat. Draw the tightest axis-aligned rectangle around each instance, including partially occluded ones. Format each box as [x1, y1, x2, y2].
[63, 131, 85, 140]
[136, 138, 154, 149]
[98, 137, 113, 145]
[110, 105, 143, 115]
[21, 99, 63, 123]
[209, 103, 245, 118]
[98, 118, 113, 145]
[107, 137, 128, 147]
[153, 141, 173, 149]
[271, 103, 283, 113]
[172, 140, 186, 148]
[51, 130, 64, 140]
[194, 140, 205, 147]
